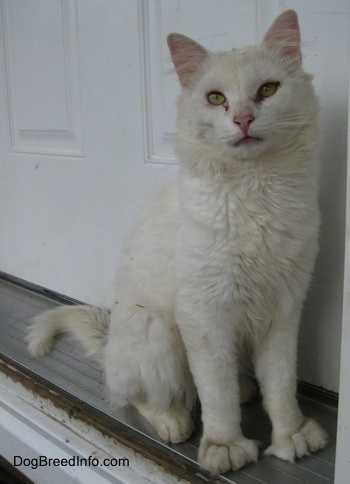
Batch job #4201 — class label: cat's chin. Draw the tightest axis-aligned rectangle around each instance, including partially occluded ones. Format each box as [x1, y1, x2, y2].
[229, 137, 266, 159]
[234, 136, 262, 147]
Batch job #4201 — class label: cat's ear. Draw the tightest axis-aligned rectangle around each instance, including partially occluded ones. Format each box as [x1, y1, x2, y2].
[263, 10, 302, 65]
[167, 33, 209, 88]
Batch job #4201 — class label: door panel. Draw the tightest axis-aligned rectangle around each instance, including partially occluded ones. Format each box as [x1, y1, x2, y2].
[1, 1, 83, 156]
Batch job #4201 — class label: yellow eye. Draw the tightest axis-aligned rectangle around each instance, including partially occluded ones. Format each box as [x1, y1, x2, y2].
[207, 91, 226, 105]
[257, 82, 280, 99]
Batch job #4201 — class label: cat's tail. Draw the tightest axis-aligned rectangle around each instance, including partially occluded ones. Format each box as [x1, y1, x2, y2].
[27, 305, 110, 364]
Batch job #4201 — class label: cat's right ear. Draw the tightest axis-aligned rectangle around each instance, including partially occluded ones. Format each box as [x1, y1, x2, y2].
[167, 34, 209, 88]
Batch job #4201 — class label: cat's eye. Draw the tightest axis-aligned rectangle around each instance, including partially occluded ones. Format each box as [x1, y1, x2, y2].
[207, 91, 226, 106]
[257, 82, 280, 99]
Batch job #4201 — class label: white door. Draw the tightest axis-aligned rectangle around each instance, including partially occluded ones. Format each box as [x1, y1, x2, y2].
[0, 0, 176, 307]
[0, 0, 348, 395]
[0, 0, 282, 307]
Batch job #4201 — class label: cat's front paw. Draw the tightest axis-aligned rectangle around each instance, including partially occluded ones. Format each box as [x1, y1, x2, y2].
[198, 436, 259, 475]
[265, 419, 328, 462]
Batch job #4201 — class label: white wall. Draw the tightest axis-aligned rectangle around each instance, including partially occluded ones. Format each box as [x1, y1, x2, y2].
[291, 1, 349, 392]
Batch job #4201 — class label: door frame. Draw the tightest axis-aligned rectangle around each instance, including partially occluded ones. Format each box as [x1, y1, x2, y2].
[334, 55, 350, 483]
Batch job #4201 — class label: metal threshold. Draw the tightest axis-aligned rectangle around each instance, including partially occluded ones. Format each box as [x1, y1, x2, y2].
[0, 276, 337, 483]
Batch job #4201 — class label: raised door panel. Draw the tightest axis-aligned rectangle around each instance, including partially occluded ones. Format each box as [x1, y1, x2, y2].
[1, 0, 83, 156]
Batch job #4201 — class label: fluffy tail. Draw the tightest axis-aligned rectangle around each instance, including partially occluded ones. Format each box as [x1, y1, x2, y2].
[27, 305, 110, 364]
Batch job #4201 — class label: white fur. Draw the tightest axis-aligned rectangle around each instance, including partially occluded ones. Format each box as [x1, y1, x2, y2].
[27, 11, 327, 475]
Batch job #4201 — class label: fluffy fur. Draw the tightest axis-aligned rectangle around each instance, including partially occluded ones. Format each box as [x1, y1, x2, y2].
[27, 10, 327, 474]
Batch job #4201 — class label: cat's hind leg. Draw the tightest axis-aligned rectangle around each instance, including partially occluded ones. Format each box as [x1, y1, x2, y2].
[135, 400, 194, 444]
[105, 307, 196, 444]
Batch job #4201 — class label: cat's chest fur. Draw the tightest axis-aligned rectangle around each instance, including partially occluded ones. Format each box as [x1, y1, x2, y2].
[181, 165, 297, 253]
[178, 163, 317, 309]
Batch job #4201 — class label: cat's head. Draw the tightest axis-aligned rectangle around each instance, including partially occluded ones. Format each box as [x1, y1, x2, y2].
[168, 10, 318, 166]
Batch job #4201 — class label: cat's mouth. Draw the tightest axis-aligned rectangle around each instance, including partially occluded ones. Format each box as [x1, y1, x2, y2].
[234, 136, 262, 147]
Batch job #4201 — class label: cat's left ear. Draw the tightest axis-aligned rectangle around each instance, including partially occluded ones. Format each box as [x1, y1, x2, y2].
[263, 10, 302, 66]
[167, 33, 209, 88]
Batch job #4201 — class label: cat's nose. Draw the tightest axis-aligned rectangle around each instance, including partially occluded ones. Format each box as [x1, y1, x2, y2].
[233, 114, 255, 134]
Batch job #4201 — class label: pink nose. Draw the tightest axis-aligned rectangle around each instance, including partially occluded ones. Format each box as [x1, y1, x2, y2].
[234, 114, 255, 134]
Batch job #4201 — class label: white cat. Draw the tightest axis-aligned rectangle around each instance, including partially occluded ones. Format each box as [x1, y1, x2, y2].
[27, 10, 327, 475]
